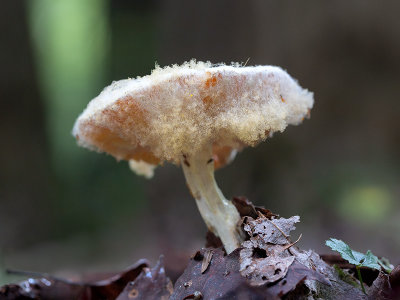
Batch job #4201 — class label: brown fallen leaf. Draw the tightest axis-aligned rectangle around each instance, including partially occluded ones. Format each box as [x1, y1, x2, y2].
[367, 272, 391, 300]
[172, 248, 328, 300]
[238, 213, 303, 286]
[239, 245, 295, 286]
[390, 264, 400, 297]
[269, 260, 331, 297]
[238, 210, 337, 295]
[172, 248, 277, 300]
[0, 259, 149, 300]
[232, 196, 278, 219]
[367, 264, 400, 300]
[243, 215, 300, 246]
[116, 256, 173, 300]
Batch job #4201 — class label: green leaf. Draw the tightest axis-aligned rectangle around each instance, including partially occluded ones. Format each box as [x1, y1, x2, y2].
[325, 238, 382, 271]
[325, 238, 360, 265]
[361, 251, 381, 270]
[378, 257, 394, 273]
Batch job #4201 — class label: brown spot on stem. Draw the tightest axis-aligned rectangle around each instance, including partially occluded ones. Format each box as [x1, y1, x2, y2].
[184, 160, 190, 167]
[183, 154, 190, 167]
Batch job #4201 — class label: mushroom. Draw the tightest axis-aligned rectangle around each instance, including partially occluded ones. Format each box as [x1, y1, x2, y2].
[72, 61, 314, 254]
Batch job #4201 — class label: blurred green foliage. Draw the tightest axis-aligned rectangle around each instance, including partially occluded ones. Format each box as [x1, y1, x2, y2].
[26, 0, 154, 238]
[28, 0, 109, 175]
[338, 184, 392, 224]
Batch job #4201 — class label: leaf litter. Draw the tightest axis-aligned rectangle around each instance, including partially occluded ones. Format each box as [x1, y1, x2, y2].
[0, 257, 172, 300]
[239, 214, 301, 286]
[1, 197, 398, 299]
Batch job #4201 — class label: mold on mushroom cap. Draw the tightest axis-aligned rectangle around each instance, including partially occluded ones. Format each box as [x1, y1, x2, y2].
[73, 60, 314, 167]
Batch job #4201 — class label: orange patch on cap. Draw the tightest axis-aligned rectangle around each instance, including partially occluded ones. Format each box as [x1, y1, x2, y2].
[205, 72, 221, 88]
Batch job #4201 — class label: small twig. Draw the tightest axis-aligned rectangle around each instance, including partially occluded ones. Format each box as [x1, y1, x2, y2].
[283, 234, 302, 251]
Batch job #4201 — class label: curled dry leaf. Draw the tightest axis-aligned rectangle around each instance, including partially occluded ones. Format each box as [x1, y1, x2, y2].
[243, 215, 300, 246]
[239, 214, 300, 286]
[231, 196, 277, 220]
[172, 248, 329, 300]
[295, 249, 366, 299]
[390, 265, 400, 294]
[239, 212, 334, 294]
[367, 264, 400, 300]
[367, 273, 391, 300]
[240, 246, 295, 286]
[0, 259, 149, 300]
[172, 248, 277, 300]
[116, 256, 173, 300]
[269, 260, 331, 297]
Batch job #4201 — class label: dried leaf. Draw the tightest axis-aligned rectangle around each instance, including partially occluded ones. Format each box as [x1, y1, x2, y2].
[368, 265, 400, 300]
[171, 248, 277, 300]
[239, 212, 334, 296]
[367, 272, 391, 300]
[0, 259, 149, 300]
[243, 216, 300, 246]
[90, 259, 150, 299]
[390, 265, 400, 287]
[205, 197, 278, 250]
[268, 261, 330, 297]
[390, 265, 400, 299]
[295, 249, 365, 299]
[232, 196, 277, 219]
[0, 280, 88, 300]
[240, 238, 297, 285]
[172, 248, 328, 300]
[240, 247, 295, 286]
[116, 256, 173, 300]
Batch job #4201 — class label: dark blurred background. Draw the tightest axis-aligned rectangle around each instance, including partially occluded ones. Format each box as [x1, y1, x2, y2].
[1, 0, 399, 283]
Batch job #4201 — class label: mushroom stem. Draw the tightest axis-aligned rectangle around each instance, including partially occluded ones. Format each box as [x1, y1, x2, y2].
[181, 147, 243, 254]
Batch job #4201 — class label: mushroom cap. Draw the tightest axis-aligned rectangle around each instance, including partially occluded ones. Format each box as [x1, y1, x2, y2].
[73, 61, 313, 169]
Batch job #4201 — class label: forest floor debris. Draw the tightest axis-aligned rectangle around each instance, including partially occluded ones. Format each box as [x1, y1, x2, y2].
[1, 197, 398, 299]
